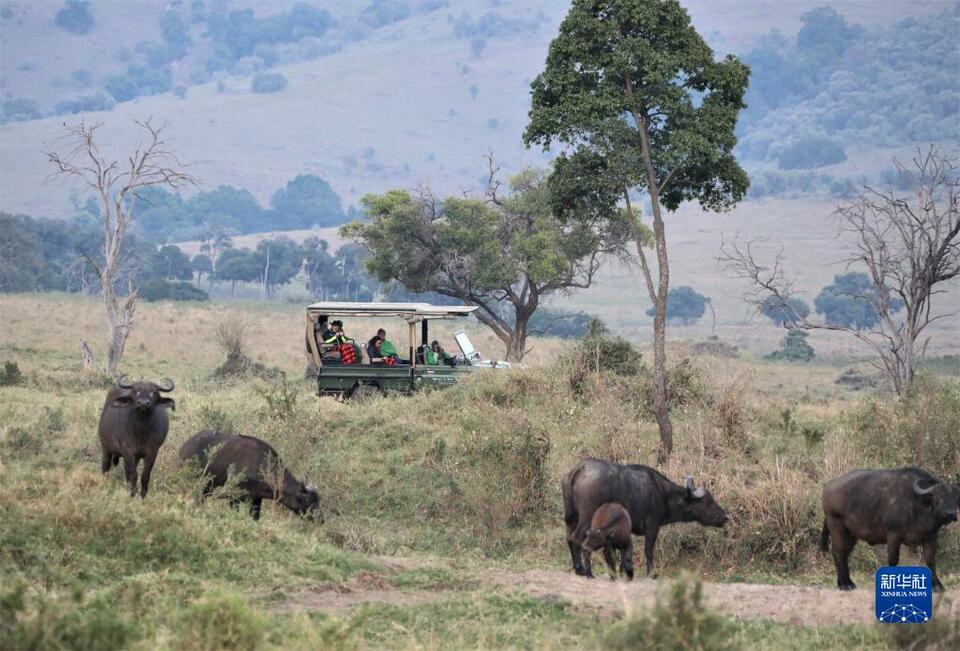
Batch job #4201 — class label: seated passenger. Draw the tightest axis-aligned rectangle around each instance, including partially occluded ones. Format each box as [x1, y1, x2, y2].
[366, 329, 386, 364]
[426, 340, 456, 367]
[322, 320, 359, 364]
[380, 336, 408, 365]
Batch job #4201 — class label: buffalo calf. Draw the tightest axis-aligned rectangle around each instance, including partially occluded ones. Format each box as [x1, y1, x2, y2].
[98, 376, 175, 497]
[582, 502, 634, 581]
[179, 430, 322, 522]
[821, 467, 960, 591]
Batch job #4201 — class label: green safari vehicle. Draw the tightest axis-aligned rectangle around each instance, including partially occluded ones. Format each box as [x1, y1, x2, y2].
[305, 302, 510, 400]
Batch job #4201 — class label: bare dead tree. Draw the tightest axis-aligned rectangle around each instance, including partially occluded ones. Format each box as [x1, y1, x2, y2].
[722, 147, 959, 396]
[46, 120, 197, 375]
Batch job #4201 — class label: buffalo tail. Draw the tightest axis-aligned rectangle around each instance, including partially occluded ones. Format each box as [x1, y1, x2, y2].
[819, 520, 830, 552]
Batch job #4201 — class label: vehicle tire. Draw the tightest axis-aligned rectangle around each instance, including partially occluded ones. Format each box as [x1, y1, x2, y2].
[349, 383, 383, 402]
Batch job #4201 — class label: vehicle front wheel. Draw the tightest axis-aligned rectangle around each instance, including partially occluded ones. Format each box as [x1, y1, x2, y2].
[349, 383, 383, 402]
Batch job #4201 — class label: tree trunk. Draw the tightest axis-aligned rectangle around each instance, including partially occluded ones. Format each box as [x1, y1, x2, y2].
[636, 117, 674, 458]
[101, 279, 135, 377]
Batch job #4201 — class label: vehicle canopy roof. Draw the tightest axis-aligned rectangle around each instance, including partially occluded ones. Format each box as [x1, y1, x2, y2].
[307, 301, 477, 323]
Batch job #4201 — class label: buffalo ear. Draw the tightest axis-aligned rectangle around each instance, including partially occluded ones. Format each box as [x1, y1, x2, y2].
[111, 394, 133, 408]
[158, 397, 176, 411]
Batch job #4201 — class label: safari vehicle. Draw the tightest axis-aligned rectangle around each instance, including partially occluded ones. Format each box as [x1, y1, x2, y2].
[305, 302, 510, 400]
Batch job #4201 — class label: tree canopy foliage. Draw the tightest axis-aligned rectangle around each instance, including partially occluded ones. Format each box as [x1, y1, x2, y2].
[814, 272, 904, 331]
[343, 168, 623, 360]
[646, 286, 709, 326]
[760, 295, 810, 327]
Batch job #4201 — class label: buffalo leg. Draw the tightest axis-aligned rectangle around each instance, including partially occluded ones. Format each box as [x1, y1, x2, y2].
[139, 455, 156, 499]
[122, 455, 138, 497]
[643, 527, 659, 578]
[567, 540, 586, 576]
[886, 534, 902, 567]
[100, 449, 114, 474]
[621, 539, 635, 581]
[922, 538, 943, 591]
[582, 549, 594, 578]
[827, 518, 857, 590]
[250, 497, 263, 521]
[602, 544, 617, 581]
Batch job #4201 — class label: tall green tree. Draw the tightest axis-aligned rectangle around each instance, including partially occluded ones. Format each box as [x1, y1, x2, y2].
[343, 168, 624, 361]
[524, 0, 750, 456]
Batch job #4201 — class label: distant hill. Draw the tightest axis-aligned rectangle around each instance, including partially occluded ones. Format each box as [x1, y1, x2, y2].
[1, 0, 955, 222]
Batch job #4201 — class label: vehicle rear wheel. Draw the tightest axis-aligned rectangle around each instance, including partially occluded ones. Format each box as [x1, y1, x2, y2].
[349, 383, 383, 402]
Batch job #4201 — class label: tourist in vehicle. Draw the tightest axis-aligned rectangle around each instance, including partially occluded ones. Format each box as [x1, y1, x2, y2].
[366, 329, 386, 363]
[379, 335, 407, 365]
[322, 320, 359, 364]
[426, 340, 456, 366]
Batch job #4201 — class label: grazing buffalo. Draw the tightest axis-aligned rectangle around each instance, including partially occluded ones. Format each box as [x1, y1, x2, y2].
[179, 430, 322, 522]
[563, 458, 729, 578]
[98, 376, 175, 497]
[821, 467, 960, 591]
[582, 502, 634, 581]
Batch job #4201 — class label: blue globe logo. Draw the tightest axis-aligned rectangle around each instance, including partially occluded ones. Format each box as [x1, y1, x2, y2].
[878, 604, 929, 624]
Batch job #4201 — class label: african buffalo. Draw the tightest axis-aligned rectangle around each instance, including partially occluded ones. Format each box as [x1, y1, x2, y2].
[582, 502, 634, 581]
[179, 430, 322, 522]
[98, 376, 175, 498]
[563, 458, 729, 578]
[821, 467, 960, 591]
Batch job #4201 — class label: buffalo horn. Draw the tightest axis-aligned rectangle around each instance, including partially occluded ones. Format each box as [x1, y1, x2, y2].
[157, 377, 175, 392]
[914, 479, 938, 495]
[685, 475, 694, 490]
[116, 374, 134, 389]
[692, 486, 706, 499]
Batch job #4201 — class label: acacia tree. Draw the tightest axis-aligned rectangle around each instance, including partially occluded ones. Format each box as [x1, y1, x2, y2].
[47, 120, 195, 375]
[524, 0, 750, 456]
[342, 167, 625, 361]
[724, 149, 959, 396]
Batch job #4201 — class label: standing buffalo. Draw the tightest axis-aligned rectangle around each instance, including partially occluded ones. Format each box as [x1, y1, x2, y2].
[179, 430, 322, 522]
[582, 502, 634, 581]
[821, 467, 960, 591]
[98, 376, 176, 497]
[563, 458, 729, 578]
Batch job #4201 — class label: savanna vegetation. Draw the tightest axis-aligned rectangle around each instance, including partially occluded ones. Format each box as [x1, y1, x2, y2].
[1, 293, 958, 649]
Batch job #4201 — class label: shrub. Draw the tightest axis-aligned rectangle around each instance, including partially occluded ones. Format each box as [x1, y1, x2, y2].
[1, 582, 138, 651]
[251, 72, 288, 93]
[55, 0, 94, 35]
[766, 330, 815, 362]
[1, 97, 43, 123]
[173, 590, 266, 651]
[0, 361, 24, 386]
[605, 576, 739, 650]
[139, 280, 209, 302]
[213, 320, 274, 379]
[104, 65, 172, 102]
[568, 324, 643, 394]
[54, 93, 115, 116]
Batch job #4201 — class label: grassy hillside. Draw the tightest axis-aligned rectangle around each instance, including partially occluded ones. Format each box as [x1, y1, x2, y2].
[0, 0, 952, 218]
[2, 293, 959, 648]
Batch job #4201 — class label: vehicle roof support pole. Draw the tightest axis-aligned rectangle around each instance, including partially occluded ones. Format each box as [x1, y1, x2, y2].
[408, 321, 416, 368]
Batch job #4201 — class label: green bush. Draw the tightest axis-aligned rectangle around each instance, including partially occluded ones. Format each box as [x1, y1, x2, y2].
[55, 0, 94, 35]
[766, 330, 815, 362]
[173, 590, 265, 651]
[0, 582, 138, 651]
[605, 576, 740, 650]
[0, 360, 24, 386]
[139, 280, 209, 302]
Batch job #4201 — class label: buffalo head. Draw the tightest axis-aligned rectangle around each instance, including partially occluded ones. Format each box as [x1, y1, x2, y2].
[677, 475, 729, 528]
[113, 375, 176, 414]
[914, 478, 960, 524]
[294, 483, 323, 523]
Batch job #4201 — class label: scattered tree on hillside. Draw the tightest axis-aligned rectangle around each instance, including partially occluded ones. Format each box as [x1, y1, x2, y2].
[343, 165, 625, 361]
[646, 286, 709, 326]
[215, 248, 261, 297]
[766, 330, 815, 362]
[46, 120, 196, 375]
[760, 295, 810, 326]
[724, 148, 960, 396]
[524, 0, 750, 456]
[152, 244, 193, 281]
[270, 174, 345, 229]
[55, 0, 94, 35]
[191, 254, 213, 286]
[814, 272, 903, 330]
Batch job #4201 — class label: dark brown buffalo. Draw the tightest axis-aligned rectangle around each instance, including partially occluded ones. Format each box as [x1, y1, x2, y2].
[98, 376, 175, 497]
[179, 430, 322, 522]
[582, 502, 634, 581]
[821, 467, 960, 591]
[563, 458, 729, 578]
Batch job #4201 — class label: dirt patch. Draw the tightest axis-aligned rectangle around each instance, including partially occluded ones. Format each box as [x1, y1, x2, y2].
[275, 559, 959, 626]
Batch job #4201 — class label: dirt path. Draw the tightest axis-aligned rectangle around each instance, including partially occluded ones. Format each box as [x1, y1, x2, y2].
[276, 557, 958, 626]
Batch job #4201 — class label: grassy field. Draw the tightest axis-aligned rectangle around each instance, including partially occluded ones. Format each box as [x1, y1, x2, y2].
[2, 293, 959, 649]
